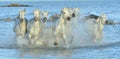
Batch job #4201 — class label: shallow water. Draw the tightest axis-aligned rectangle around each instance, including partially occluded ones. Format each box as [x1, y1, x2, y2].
[0, 1, 120, 59]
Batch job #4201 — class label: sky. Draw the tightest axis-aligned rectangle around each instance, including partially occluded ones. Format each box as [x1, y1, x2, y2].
[0, 0, 118, 1]
[0, 0, 85, 1]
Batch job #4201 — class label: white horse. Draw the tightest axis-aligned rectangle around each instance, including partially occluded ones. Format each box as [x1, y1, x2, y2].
[27, 9, 42, 46]
[72, 8, 80, 18]
[53, 8, 73, 47]
[92, 14, 106, 42]
[96, 14, 106, 37]
[70, 8, 80, 27]
[85, 14, 107, 42]
[41, 11, 48, 23]
[45, 14, 60, 32]
[14, 9, 27, 37]
[49, 14, 60, 22]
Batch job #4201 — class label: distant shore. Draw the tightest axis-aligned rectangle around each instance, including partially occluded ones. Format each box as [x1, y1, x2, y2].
[1, 3, 31, 7]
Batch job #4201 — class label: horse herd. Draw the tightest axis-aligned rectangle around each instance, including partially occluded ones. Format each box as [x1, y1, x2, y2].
[13, 8, 115, 48]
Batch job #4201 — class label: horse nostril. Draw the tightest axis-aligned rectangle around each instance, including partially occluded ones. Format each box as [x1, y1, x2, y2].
[72, 13, 75, 17]
[67, 17, 71, 21]
[20, 19, 24, 22]
[34, 19, 37, 21]
[43, 17, 47, 23]
[105, 20, 108, 24]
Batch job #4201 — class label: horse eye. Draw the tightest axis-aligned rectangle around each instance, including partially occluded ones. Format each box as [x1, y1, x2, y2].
[67, 17, 71, 21]
[72, 13, 75, 17]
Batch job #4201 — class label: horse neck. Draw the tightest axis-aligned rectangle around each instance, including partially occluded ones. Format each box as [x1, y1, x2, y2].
[97, 18, 104, 31]
[59, 15, 65, 24]
[99, 19, 104, 25]
[19, 18, 27, 29]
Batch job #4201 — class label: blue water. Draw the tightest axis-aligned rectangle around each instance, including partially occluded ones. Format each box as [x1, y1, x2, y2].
[0, 1, 120, 59]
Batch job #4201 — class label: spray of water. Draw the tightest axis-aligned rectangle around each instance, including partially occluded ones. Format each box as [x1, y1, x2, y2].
[14, 14, 104, 49]
[1, 13, 120, 49]
[68, 15, 101, 48]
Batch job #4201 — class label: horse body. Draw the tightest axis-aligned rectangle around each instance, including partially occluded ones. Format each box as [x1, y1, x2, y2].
[27, 10, 42, 46]
[53, 8, 74, 48]
[14, 9, 27, 37]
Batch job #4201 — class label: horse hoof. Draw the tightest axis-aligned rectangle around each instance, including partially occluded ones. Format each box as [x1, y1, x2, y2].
[54, 42, 58, 45]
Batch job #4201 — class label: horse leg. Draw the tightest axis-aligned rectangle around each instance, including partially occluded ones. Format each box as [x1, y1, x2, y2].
[29, 34, 33, 46]
[32, 36, 39, 46]
[54, 35, 58, 45]
[62, 33, 69, 48]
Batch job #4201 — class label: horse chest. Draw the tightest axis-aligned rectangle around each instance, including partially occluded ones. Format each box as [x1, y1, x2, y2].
[30, 21, 40, 34]
[56, 19, 66, 33]
[20, 22, 26, 31]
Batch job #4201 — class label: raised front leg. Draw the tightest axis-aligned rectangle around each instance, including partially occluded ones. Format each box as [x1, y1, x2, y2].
[54, 35, 58, 46]
[28, 34, 33, 46]
[31, 36, 39, 46]
[62, 33, 69, 48]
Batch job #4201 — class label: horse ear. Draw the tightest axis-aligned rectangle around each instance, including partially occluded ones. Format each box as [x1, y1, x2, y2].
[100, 14, 107, 20]
[96, 17, 100, 23]
[46, 11, 48, 15]
[61, 8, 67, 14]
[34, 9, 40, 18]
[44, 11, 48, 16]
[75, 8, 80, 11]
[19, 9, 25, 19]
[100, 14, 107, 24]
[61, 10, 65, 14]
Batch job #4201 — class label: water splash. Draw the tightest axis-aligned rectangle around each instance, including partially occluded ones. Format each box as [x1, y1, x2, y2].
[13, 14, 105, 49]
[0, 14, 120, 49]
